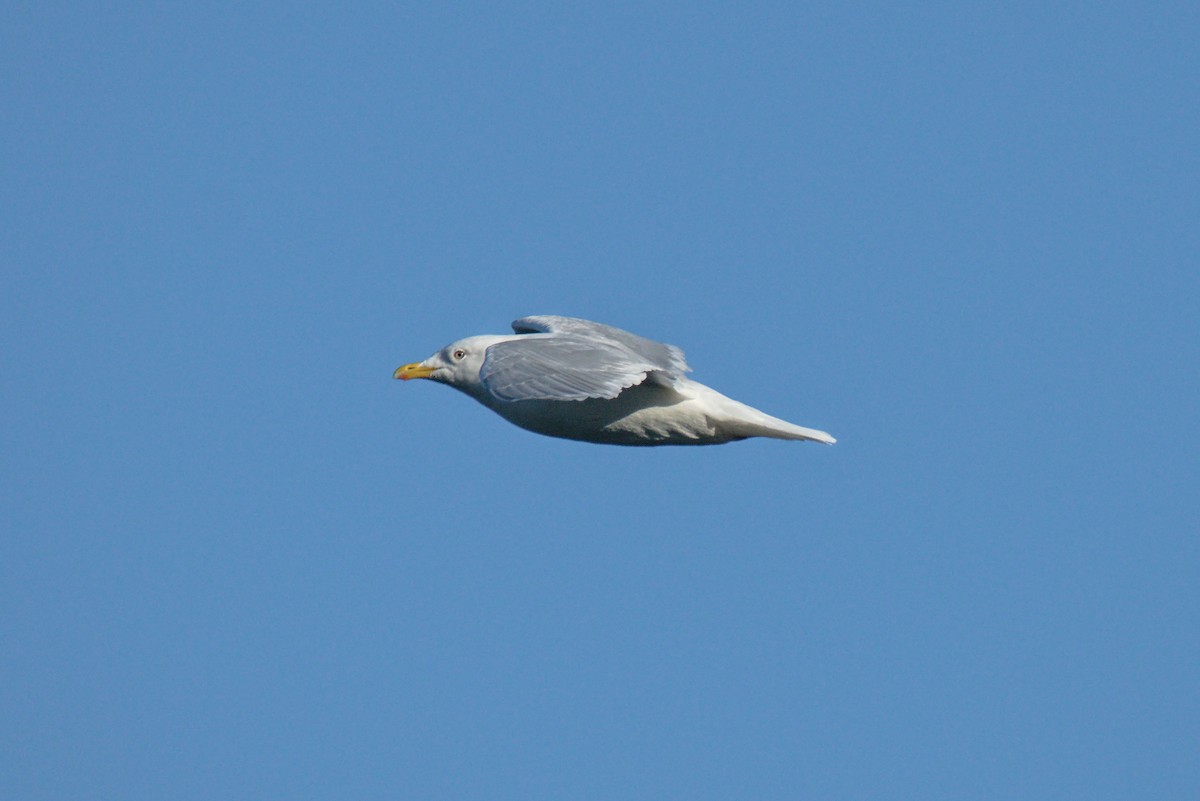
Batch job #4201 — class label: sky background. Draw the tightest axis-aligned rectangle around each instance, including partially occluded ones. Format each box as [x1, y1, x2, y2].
[3, 3, 1198, 799]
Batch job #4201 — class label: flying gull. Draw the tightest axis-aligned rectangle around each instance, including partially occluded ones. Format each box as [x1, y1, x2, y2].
[394, 315, 836, 447]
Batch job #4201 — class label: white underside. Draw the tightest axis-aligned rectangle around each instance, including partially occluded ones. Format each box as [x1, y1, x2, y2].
[480, 377, 835, 446]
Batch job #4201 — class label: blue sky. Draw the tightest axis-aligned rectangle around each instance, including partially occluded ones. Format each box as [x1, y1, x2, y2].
[3, 3, 1197, 799]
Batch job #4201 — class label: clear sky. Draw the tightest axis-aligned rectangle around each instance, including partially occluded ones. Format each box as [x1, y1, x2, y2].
[3, 3, 1197, 799]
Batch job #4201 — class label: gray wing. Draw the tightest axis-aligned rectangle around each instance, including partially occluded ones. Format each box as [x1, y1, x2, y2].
[480, 334, 666, 402]
[511, 316, 690, 376]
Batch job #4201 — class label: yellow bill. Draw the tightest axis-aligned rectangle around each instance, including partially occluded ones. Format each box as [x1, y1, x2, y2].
[394, 362, 436, 380]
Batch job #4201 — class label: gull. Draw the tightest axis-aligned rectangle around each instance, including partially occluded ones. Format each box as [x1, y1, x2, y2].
[393, 315, 836, 447]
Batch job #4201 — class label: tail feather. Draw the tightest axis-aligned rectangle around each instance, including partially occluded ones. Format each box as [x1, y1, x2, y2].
[711, 392, 837, 445]
[736, 415, 837, 444]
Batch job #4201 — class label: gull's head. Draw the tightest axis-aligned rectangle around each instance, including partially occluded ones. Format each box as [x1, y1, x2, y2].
[393, 335, 502, 396]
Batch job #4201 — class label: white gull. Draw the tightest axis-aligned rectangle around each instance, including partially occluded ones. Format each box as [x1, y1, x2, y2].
[394, 315, 835, 447]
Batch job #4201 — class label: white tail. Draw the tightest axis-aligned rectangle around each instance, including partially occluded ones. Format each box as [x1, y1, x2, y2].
[733, 410, 837, 444]
[701, 385, 837, 444]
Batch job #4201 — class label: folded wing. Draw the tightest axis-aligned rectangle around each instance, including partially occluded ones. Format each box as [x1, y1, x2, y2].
[480, 334, 666, 402]
[511, 316, 690, 376]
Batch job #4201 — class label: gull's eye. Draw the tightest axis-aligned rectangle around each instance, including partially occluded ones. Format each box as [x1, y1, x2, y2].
[452, 349, 467, 361]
